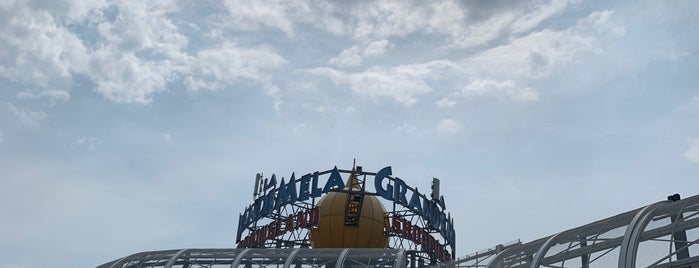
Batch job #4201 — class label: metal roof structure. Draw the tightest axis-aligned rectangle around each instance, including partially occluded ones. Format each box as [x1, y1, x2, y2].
[97, 248, 406, 268]
[441, 193, 699, 268]
[98, 194, 699, 268]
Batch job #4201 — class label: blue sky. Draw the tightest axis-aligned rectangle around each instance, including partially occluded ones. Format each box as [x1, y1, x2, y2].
[1, 0, 699, 267]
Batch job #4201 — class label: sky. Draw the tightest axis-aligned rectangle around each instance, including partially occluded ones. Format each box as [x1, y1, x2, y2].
[1, 0, 698, 267]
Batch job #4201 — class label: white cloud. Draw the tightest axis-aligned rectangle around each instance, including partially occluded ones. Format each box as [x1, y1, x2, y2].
[186, 42, 286, 93]
[88, 51, 175, 104]
[222, 0, 297, 35]
[329, 39, 389, 68]
[509, 0, 581, 35]
[684, 138, 699, 163]
[363, 40, 389, 56]
[310, 66, 427, 106]
[319, 8, 621, 105]
[461, 79, 539, 102]
[577, 10, 626, 37]
[1, 1, 621, 107]
[437, 119, 463, 134]
[0, 1, 90, 86]
[6, 103, 47, 126]
[329, 46, 362, 67]
[22, 0, 109, 21]
[85, 0, 190, 104]
[435, 97, 457, 108]
[460, 9, 622, 87]
[163, 133, 172, 142]
[16, 90, 70, 107]
[17, 90, 70, 102]
[1, 1, 287, 105]
[465, 29, 595, 80]
[451, 11, 516, 48]
[310, 60, 458, 106]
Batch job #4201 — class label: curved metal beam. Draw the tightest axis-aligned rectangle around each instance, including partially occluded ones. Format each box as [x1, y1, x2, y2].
[106, 256, 128, 268]
[530, 233, 560, 268]
[164, 249, 189, 268]
[231, 248, 251, 268]
[618, 201, 667, 268]
[108, 252, 140, 268]
[335, 248, 350, 268]
[486, 244, 523, 268]
[283, 248, 301, 268]
[395, 248, 406, 268]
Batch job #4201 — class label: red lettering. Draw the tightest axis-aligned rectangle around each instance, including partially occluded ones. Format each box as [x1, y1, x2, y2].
[258, 226, 267, 245]
[401, 218, 410, 238]
[309, 207, 319, 226]
[267, 222, 275, 238]
[297, 211, 307, 228]
[392, 215, 401, 234]
[275, 220, 282, 236]
[286, 216, 294, 231]
[414, 226, 422, 245]
[423, 231, 429, 246]
[257, 228, 264, 247]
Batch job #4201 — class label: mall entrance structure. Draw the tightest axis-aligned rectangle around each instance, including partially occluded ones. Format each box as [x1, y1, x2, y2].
[97, 164, 698, 268]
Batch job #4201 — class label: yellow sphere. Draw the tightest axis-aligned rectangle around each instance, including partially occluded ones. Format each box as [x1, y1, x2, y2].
[309, 188, 389, 248]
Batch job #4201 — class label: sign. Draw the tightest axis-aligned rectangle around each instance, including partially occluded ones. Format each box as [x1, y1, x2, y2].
[236, 166, 456, 262]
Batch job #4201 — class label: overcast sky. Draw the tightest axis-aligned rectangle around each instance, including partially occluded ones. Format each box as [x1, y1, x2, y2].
[1, 0, 699, 267]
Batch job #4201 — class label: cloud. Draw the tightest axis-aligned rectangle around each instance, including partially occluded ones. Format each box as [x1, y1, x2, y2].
[215, 0, 579, 49]
[461, 79, 539, 102]
[316, 8, 622, 105]
[222, 0, 297, 35]
[6, 103, 47, 126]
[0, 1, 90, 87]
[363, 40, 389, 56]
[1, 1, 623, 107]
[310, 67, 427, 106]
[329, 40, 389, 68]
[84, 0, 190, 104]
[576, 10, 626, 37]
[509, 0, 581, 35]
[474, 9, 623, 79]
[465, 28, 594, 80]
[435, 97, 457, 108]
[329, 46, 362, 68]
[437, 119, 463, 134]
[16, 90, 70, 106]
[684, 138, 699, 163]
[1, 1, 289, 105]
[185, 42, 286, 94]
[310, 60, 458, 106]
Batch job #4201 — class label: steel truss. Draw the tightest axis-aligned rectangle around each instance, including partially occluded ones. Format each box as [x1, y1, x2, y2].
[441, 193, 699, 268]
[97, 248, 406, 268]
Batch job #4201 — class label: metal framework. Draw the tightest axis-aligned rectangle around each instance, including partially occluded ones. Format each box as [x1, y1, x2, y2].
[440, 193, 699, 268]
[97, 248, 406, 268]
